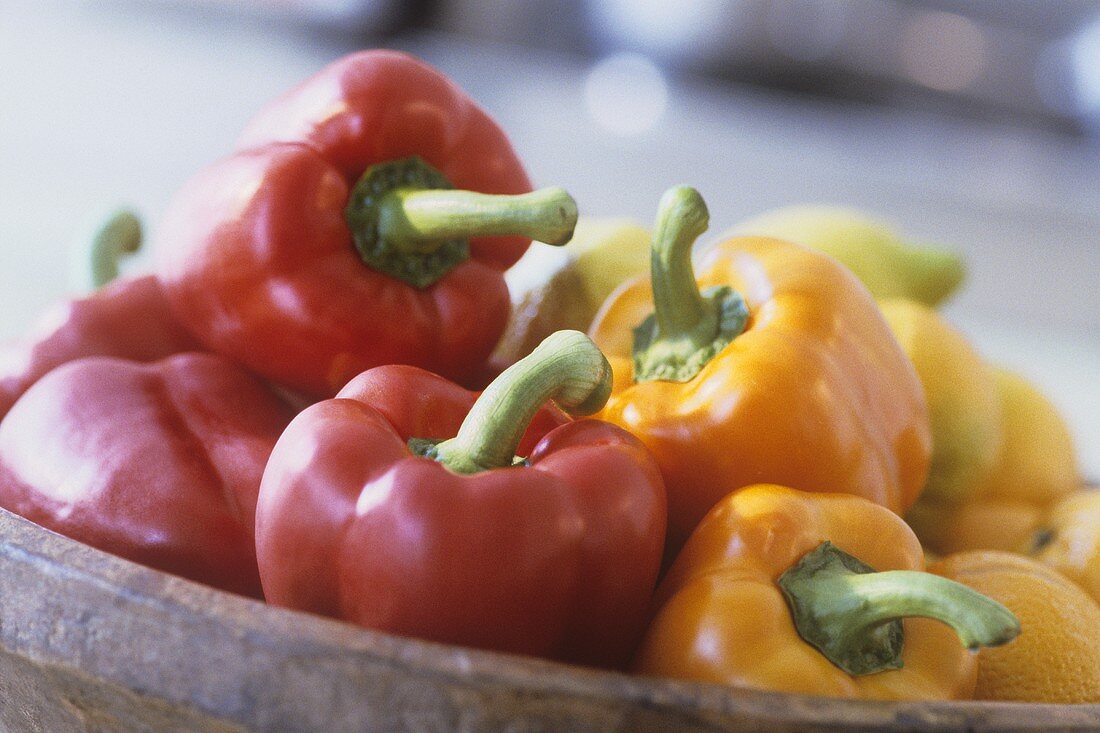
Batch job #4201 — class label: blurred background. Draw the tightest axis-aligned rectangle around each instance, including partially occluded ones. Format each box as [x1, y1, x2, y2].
[1, 0, 1098, 475]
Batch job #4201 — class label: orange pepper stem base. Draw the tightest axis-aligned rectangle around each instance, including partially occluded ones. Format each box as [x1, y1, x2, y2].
[778, 541, 1020, 676]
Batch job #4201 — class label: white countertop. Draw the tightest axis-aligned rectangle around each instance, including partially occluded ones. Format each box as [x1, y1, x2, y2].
[2, 0, 1097, 477]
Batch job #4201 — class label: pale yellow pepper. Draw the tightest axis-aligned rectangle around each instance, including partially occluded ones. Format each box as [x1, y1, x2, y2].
[879, 299, 1002, 507]
[908, 366, 1079, 554]
[729, 205, 965, 306]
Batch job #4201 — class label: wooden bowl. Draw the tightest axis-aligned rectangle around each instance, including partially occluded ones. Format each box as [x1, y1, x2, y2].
[1, 507, 1097, 732]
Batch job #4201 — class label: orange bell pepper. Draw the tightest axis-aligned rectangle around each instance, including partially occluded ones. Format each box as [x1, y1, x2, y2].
[589, 187, 930, 551]
[633, 485, 1018, 700]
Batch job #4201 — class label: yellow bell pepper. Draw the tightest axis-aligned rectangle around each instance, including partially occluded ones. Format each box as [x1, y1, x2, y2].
[589, 188, 931, 554]
[729, 204, 966, 306]
[908, 366, 1079, 554]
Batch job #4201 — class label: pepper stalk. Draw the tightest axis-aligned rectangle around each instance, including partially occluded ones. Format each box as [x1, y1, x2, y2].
[632, 186, 749, 383]
[778, 541, 1020, 676]
[411, 330, 612, 473]
[80, 210, 143, 291]
[346, 156, 578, 289]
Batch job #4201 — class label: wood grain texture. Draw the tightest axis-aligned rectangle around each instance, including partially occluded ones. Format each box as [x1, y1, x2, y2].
[1, 507, 1097, 732]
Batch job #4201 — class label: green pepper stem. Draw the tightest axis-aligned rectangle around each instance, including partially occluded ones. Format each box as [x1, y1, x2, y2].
[650, 186, 712, 339]
[86, 210, 142, 290]
[427, 330, 611, 474]
[346, 157, 578, 289]
[826, 570, 1020, 650]
[631, 187, 749, 383]
[779, 542, 1020, 676]
[377, 186, 578, 254]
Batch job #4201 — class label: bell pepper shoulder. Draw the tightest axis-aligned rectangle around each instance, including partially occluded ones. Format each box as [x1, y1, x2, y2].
[255, 331, 666, 668]
[0, 211, 199, 420]
[590, 187, 931, 554]
[158, 51, 578, 397]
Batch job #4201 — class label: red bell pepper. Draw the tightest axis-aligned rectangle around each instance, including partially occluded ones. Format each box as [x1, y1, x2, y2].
[256, 330, 667, 668]
[157, 50, 577, 398]
[0, 212, 199, 419]
[0, 352, 295, 597]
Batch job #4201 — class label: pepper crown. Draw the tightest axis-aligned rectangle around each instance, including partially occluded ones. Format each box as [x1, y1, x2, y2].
[411, 330, 612, 474]
[345, 156, 578, 289]
[778, 541, 1020, 676]
[632, 186, 748, 383]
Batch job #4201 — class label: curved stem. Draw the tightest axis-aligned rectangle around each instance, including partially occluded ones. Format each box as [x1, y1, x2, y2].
[650, 186, 712, 339]
[379, 187, 578, 253]
[425, 330, 611, 474]
[779, 542, 1019, 676]
[87, 210, 142, 289]
[632, 186, 749, 383]
[831, 570, 1020, 650]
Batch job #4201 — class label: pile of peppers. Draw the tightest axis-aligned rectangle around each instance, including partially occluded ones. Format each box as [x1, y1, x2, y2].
[1, 49, 1096, 706]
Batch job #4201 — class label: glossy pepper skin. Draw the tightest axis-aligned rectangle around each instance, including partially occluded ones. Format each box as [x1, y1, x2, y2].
[907, 367, 1079, 554]
[256, 332, 666, 668]
[0, 353, 295, 597]
[634, 485, 1018, 700]
[0, 212, 199, 420]
[157, 50, 569, 398]
[590, 188, 930, 552]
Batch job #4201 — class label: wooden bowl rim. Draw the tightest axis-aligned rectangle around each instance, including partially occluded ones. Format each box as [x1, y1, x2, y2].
[1, 505, 1097, 731]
